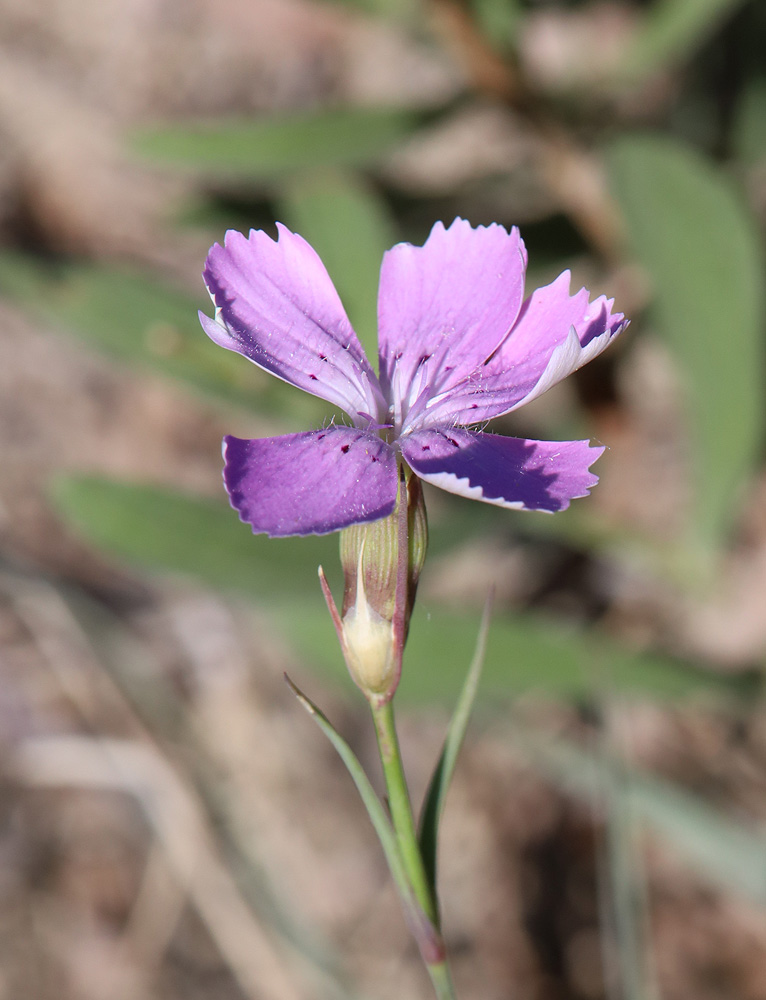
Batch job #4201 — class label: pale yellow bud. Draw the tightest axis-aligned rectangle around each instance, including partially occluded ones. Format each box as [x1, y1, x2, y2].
[337, 469, 428, 700]
[341, 542, 396, 695]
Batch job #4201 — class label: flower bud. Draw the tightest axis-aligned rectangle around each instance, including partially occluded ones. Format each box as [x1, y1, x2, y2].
[339, 471, 428, 698]
[341, 573, 396, 695]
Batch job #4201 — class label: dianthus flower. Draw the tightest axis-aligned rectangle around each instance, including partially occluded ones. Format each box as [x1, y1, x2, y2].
[200, 218, 625, 537]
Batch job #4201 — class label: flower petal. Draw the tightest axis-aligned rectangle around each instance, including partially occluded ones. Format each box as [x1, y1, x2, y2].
[423, 271, 626, 427]
[224, 427, 398, 537]
[202, 225, 384, 422]
[401, 428, 604, 513]
[377, 218, 527, 431]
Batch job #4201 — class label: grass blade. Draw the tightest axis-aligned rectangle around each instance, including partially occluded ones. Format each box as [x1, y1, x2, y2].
[284, 675, 419, 917]
[418, 594, 492, 892]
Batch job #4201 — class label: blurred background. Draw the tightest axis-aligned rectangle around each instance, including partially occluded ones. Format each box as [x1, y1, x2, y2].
[1, 0, 766, 997]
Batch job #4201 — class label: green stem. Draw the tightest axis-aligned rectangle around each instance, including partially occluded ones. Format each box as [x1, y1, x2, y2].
[426, 959, 457, 1000]
[371, 698, 457, 999]
[372, 698, 436, 922]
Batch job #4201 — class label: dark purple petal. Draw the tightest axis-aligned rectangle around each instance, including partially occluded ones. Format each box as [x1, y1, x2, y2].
[224, 427, 398, 537]
[201, 225, 384, 422]
[422, 271, 626, 428]
[401, 428, 604, 512]
[376, 219, 527, 431]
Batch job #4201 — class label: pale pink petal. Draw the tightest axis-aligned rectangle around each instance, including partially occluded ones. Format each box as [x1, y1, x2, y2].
[420, 271, 625, 428]
[377, 218, 527, 431]
[202, 225, 384, 423]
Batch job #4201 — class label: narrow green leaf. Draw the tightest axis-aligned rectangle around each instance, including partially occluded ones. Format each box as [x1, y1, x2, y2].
[606, 134, 765, 560]
[278, 171, 397, 359]
[284, 675, 419, 915]
[133, 107, 423, 179]
[509, 725, 766, 905]
[418, 595, 492, 893]
[0, 253, 326, 426]
[621, 0, 747, 79]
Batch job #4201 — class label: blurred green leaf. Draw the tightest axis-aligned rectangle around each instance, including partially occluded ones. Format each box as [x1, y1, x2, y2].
[51, 476, 758, 705]
[600, 730, 659, 1000]
[295, 602, 757, 704]
[606, 134, 765, 560]
[471, 0, 522, 50]
[622, 0, 747, 79]
[322, 0, 415, 17]
[278, 171, 397, 358]
[511, 726, 766, 906]
[0, 253, 330, 428]
[134, 107, 424, 180]
[52, 478, 489, 603]
[732, 76, 766, 165]
[52, 476, 342, 599]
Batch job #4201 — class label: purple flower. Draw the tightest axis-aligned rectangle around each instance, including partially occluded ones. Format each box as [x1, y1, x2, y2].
[200, 218, 626, 537]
